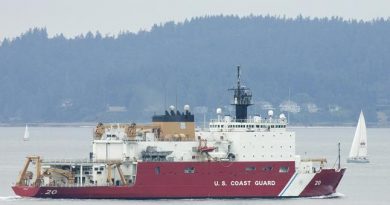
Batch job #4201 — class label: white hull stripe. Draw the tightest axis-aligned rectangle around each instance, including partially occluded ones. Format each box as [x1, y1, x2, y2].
[279, 172, 316, 197]
[278, 172, 298, 196]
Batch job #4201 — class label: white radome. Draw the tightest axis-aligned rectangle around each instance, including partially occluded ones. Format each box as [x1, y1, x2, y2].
[268, 110, 274, 117]
[184, 105, 190, 111]
[216, 108, 222, 115]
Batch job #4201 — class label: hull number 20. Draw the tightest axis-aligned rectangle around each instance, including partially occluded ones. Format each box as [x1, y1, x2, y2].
[314, 180, 321, 186]
[44, 189, 58, 195]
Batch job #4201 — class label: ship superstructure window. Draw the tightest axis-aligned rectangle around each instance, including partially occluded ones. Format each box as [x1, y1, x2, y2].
[245, 166, 256, 171]
[263, 166, 273, 172]
[279, 166, 289, 173]
[184, 167, 195, 174]
[155, 167, 160, 175]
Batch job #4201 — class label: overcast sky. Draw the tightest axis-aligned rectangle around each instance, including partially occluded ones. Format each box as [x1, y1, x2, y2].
[1, 0, 389, 39]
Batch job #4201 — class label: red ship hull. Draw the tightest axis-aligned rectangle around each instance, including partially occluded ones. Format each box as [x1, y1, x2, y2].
[12, 161, 346, 199]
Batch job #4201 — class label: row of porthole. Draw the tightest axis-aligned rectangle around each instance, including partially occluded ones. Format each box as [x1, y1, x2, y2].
[242, 154, 293, 158]
[211, 125, 287, 129]
[154, 166, 289, 175]
[253, 134, 293, 137]
[242, 145, 293, 149]
[246, 166, 290, 173]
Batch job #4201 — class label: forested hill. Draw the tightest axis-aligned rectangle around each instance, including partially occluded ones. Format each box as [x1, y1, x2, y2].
[1, 16, 390, 125]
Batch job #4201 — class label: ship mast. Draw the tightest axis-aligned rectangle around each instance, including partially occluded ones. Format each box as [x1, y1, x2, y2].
[229, 66, 252, 120]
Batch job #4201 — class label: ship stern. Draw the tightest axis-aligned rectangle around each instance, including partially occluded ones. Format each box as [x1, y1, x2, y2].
[12, 186, 40, 197]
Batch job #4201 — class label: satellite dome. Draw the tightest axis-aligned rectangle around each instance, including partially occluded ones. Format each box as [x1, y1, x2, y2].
[268, 110, 274, 116]
[253, 115, 261, 122]
[280, 113, 286, 119]
[216, 108, 222, 114]
[184, 105, 190, 111]
[169, 105, 175, 111]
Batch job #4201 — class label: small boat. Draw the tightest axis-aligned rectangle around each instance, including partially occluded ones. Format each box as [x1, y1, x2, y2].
[347, 111, 369, 163]
[23, 125, 30, 141]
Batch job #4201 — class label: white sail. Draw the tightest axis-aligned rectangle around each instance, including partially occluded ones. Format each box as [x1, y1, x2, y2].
[348, 111, 368, 158]
[23, 125, 30, 141]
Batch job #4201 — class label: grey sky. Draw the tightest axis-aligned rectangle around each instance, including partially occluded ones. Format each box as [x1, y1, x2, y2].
[1, 0, 389, 39]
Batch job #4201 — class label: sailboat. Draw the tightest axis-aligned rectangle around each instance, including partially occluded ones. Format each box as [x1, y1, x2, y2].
[23, 125, 30, 141]
[347, 111, 369, 163]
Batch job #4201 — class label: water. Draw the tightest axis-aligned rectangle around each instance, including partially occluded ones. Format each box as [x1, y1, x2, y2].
[0, 126, 389, 204]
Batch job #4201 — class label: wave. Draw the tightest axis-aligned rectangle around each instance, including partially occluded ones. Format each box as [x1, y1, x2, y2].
[308, 192, 345, 199]
[0, 195, 22, 201]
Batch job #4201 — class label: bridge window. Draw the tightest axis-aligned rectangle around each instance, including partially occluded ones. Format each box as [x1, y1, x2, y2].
[262, 166, 273, 172]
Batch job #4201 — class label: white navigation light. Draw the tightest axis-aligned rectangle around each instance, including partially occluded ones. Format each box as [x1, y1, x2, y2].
[216, 108, 222, 115]
[268, 110, 274, 117]
[169, 105, 175, 111]
[184, 104, 190, 111]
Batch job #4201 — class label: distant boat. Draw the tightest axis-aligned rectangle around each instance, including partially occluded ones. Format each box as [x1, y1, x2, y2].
[347, 111, 369, 163]
[23, 125, 30, 141]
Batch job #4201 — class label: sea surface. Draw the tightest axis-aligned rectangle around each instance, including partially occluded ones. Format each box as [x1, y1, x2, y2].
[0, 126, 389, 205]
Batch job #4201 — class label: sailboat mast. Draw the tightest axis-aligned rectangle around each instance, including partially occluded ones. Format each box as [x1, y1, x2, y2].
[338, 142, 341, 169]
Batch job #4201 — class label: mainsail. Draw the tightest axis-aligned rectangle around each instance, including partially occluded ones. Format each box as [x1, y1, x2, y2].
[348, 111, 368, 158]
[23, 125, 30, 141]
